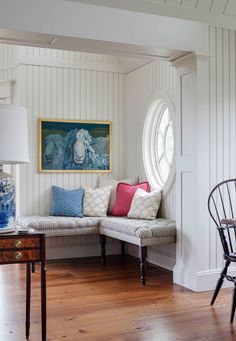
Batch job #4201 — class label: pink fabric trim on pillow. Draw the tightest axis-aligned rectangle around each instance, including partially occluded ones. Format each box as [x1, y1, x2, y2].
[111, 182, 150, 217]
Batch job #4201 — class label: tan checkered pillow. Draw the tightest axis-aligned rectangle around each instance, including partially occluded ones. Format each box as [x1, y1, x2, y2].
[127, 189, 162, 220]
[83, 186, 112, 217]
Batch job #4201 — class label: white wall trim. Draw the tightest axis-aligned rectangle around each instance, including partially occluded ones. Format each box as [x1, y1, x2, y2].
[0, 79, 15, 99]
[0, 56, 126, 74]
[174, 265, 236, 292]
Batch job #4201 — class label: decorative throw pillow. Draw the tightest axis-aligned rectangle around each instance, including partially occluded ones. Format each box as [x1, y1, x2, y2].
[83, 186, 112, 217]
[112, 182, 150, 217]
[50, 186, 84, 217]
[99, 176, 139, 214]
[128, 188, 162, 220]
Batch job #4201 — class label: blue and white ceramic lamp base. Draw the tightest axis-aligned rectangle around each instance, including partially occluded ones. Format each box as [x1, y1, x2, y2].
[0, 165, 16, 229]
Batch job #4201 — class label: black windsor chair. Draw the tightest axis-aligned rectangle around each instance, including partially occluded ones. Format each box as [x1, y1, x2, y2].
[208, 178, 236, 323]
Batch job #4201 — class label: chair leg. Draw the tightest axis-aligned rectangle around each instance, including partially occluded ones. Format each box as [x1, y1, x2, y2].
[231, 282, 236, 323]
[211, 260, 230, 306]
[100, 235, 106, 266]
[140, 246, 147, 286]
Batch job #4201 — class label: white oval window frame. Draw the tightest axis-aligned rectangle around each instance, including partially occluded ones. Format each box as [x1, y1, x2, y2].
[142, 89, 176, 196]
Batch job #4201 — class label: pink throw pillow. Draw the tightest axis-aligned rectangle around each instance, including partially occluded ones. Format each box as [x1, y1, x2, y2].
[111, 182, 150, 216]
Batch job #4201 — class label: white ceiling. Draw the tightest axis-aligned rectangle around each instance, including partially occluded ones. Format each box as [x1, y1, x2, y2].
[69, 0, 236, 30]
[0, 0, 212, 72]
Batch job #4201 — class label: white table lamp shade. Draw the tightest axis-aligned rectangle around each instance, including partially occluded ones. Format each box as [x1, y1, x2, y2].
[0, 104, 29, 164]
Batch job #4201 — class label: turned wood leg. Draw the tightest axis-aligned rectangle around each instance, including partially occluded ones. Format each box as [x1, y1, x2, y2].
[140, 246, 147, 286]
[100, 235, 106, 266]
[121, 241, 126, 257]
[31, 262, 35, 273]
[211, 261, 230, 305]
[25, 262, 31, 339]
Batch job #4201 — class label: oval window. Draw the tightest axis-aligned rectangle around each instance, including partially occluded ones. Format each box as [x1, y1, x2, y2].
[143, 91, 175, 194]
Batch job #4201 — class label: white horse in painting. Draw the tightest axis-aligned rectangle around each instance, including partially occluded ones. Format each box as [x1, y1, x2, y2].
[64, 129, 109, 170]
[73, 129, 93, 164]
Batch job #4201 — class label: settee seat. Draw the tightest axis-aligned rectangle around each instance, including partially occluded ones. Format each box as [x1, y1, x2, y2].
[100, 217, 176, 246]
[17, 216, 100, 237]
[17, 215, 176, 285]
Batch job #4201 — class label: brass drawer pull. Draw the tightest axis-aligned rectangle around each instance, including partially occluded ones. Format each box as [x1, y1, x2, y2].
[15, 240, 22, 248]
[14, 251, 22, 260]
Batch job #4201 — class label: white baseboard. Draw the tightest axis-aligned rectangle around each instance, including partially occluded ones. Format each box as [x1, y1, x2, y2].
[173, 265, 236, 292]
[45, 235, 120, 260]
[127, 244, 176, 271]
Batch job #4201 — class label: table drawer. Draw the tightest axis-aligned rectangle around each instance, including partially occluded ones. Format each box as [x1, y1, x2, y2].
[0, 249, 40, 263]
[0, 237, 40, 250]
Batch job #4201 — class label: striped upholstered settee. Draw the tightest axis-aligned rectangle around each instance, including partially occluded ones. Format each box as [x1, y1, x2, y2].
[17, 215, 176, 285]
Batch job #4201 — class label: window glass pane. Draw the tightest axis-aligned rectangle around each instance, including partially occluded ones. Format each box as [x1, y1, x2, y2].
[157, 134, 163, 159]
[159, 158, 169, 183]
[143, 96, 175, 191]
[159, 107, 169, 133]
[166, 124, 174, 164]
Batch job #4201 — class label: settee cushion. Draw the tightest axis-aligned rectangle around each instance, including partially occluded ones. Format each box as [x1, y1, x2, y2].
[17, 215, 176, 246]
[17, 216, 100, 237]
[100, 217, 176, 246]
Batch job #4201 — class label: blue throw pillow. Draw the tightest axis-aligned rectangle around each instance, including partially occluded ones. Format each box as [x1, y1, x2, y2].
[50, 186, 84, 217]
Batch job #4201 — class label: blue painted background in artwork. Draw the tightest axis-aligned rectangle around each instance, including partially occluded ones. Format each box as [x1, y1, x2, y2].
[41, 121, 110, 171]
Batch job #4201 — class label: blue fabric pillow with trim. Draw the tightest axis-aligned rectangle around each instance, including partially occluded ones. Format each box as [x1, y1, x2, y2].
[50, 186, 84, 217]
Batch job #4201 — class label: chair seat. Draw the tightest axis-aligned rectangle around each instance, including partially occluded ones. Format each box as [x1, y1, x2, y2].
[224, 253, 236, 262]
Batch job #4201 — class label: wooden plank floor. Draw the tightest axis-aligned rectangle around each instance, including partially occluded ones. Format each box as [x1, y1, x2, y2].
[0, 255, 235, 341]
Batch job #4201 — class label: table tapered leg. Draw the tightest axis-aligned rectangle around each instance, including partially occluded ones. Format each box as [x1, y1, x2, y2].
[41, 237, 47, 341]
[25, 262, 31, 339]
[31, 262, 35, 273]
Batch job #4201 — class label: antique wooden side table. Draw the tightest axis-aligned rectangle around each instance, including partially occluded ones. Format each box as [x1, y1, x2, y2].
[0, 231, 46, 341]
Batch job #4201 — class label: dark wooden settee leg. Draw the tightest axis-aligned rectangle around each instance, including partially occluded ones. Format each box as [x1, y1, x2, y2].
[121, 241, 126, 257]
[100, 235, 106, 266]
[140, 246, 147, 286]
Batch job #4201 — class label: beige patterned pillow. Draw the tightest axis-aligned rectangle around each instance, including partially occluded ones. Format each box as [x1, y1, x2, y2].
[99, 176, 139, 214]
[127, 189, 162, 220]
[83, 186, 112, 217]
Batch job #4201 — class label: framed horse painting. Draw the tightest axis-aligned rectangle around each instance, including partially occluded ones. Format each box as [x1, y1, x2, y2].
[38, 118, 112, 173]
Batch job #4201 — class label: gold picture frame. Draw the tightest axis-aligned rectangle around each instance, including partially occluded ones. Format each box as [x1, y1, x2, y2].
[38, 118, 112, 173]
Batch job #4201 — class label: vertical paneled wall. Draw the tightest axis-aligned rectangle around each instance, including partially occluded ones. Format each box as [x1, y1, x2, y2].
[125, 60, 176, 220]
[208, 27, 236, 270]
[174, 27, 236, 291]
[1, 45, 125, 216]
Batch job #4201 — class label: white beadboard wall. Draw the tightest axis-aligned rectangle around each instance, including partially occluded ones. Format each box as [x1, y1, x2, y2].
[125, 60, 177, 270]
[208, 26, 236, 271]
[2, 45, 125, 216]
